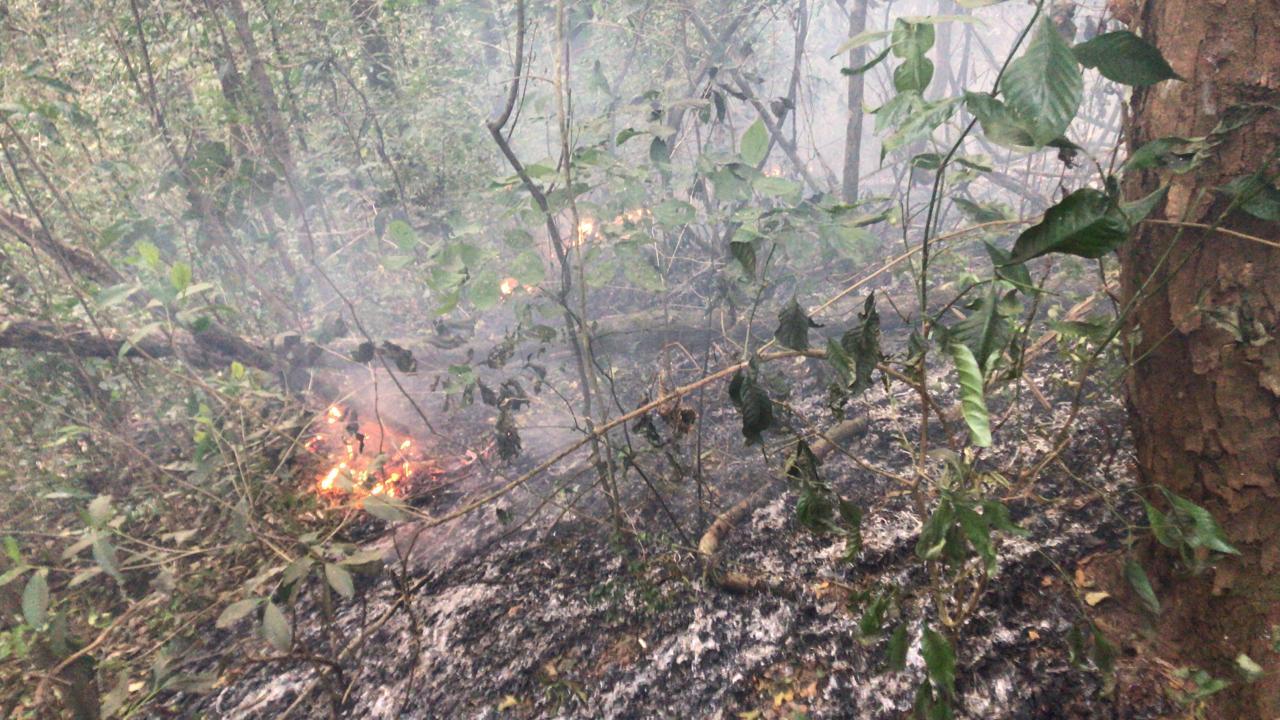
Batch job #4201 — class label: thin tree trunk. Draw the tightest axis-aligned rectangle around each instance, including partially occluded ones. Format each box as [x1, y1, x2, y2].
[1120, 2, 1280, 717]
[842, 0, 867, 204]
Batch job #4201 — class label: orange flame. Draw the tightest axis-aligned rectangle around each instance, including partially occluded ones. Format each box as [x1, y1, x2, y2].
[308, 404, 439, 506]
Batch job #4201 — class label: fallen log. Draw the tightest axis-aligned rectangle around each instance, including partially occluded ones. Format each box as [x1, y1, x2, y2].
[0, 317, 273, 370]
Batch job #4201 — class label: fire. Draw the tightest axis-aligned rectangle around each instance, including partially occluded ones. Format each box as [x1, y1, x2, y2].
[575, 217, 596, 245]
[307, 405, 437, 504]
[499, 276, 520, 296]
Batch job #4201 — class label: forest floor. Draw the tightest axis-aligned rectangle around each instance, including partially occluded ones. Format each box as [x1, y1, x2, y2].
[184, 314, 1182, 720]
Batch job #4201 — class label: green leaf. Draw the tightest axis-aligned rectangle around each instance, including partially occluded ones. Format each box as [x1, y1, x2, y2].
[1220, 174, 1280, 221]
[916, 498, 955, 560]
[894, 55, 935, 93]
[467, 269, 502, 311]
[983, 243, 1034, 291]
[965, 92, 1039, 148]
[948, 343, 992, 447]
[1165, 491, 1239, 555]
[775, 297, 820, 351]
[884, 624, 909, 672]
[858, 590, 892, 639]
[740, 119, 769, 166]
[1236, 653, 1264, 682]
[87, 494, 114, 528]
[921, 627, 957, 698]
[22, 571, 49, 627]
[1073, 31, 1179, 86]
[653, 200, 696, 226]
[216, 598, 261, 629]
[890, 19, 935, 58]
[93, 535, 125, 585]
[617, 243, 665, 293]
[1122, 184, 1169, 224]
[949, 286, 1018, 374]
[262, 600, 292, 652]
[362, 494, 409, 522]
[1008, 188, 1129, 264]
[1000, 18, 1083, 146]
[386, 219, 418, 250]
[1124, 559, 1161, 614]
[956, 504, 996, 573]
[730, 239, 756, 278]
[324, 563, 355, 600]
[510, 250, 545, 286]
[831, 30, 891, 58]
[169, 262, 192, 294]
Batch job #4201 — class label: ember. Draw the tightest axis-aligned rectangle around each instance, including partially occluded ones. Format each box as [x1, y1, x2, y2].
[307, 405, 438, 501]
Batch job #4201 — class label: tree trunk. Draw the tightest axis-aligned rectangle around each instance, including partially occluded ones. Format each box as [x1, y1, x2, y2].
[1120, 2, 1280, 717]
[841, 0, 867, 204]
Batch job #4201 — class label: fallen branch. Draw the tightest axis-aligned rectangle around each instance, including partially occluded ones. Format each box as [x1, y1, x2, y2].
[0, 317, 273, 370]
[697, 416, 869, 595]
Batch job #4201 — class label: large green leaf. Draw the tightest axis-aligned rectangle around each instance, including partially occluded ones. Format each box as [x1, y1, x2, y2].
[890, 19, 935, 58]
[948, 343, 992, 447]
[965, 92, 1037, 148]
[1000, 18, 1082, 147]
[894, 56, 934, 94]
[740, 119, 769, 166]
[949, 286, 1018, 374]
[1008, 188, 1129, 264]
[1073, 31, 1179, 86]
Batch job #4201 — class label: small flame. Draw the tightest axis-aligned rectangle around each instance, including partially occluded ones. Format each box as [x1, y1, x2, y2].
[764, 166, 783, 178]
[575, 217, 596, 245]
[499, 277, 520, 296]
[326, 406, 342, 424]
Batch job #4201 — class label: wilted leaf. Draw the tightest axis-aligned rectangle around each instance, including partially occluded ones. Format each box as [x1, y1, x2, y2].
[775, 297, 820, 350]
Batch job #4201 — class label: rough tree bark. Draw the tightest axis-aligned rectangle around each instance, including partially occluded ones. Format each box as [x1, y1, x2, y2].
[1120, 1, 1280, 716]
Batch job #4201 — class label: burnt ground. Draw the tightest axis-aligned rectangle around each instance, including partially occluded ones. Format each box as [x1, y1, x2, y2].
[181, 317, 1182, 720]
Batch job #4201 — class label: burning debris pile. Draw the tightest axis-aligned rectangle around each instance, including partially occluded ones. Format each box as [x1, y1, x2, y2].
[305, 404, 438, 501]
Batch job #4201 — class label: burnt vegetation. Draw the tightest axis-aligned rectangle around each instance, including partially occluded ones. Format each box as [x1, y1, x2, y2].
[2, 0, 1278, 718]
